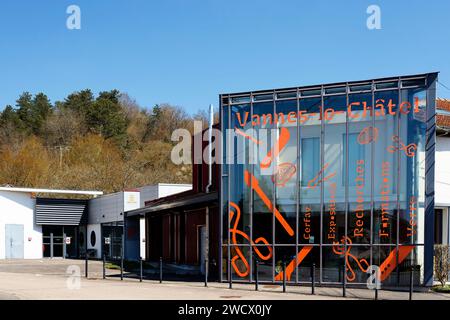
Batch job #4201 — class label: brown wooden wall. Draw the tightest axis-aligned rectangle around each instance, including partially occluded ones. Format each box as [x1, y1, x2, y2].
[184, 209, 205, 264]
[145, 205, 219, 275]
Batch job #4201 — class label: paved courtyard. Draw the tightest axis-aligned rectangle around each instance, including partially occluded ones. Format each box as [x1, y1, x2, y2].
[0, 259, 448, 300]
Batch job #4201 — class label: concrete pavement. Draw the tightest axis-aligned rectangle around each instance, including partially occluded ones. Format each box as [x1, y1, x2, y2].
[0, 259, 448, 300]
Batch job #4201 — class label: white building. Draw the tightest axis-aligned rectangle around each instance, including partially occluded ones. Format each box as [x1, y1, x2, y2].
[0, 187, 102, 259]
[0, 184, 192, 260]
[435, 98, 450, 247]
[87, 183, 192, 260]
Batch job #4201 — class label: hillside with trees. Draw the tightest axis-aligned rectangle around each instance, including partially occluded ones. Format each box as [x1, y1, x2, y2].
[0, 90, 212, 194]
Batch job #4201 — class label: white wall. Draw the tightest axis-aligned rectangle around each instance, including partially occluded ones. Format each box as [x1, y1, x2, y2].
[157, 184, 192, 198]
[0, 191, 42, 259]
[436, 136, 450, 206]
[138, 184, 193, 207]
[435, 136, 450, 248]
[87, 223, 101, 258]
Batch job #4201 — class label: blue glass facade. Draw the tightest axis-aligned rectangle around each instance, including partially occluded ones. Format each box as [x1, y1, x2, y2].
[220, 73, 438, 287]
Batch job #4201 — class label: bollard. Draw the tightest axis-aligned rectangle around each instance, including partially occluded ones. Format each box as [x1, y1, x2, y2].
[103, 253, 106, 279]
[229, 265, 233, 289]
[254, 260, 259, 291]
[375, 287, 378, 300]
[342, 265, 346, 297]
[204, 258, 208, 287]
[159, 257, 163, 283]
[120, 255, 124, 281]
[409, 265, 414, 301]
[85, 253, 88, 278]
[140, 257, 143, 282]
[311, 263, 315, 295]
[282, 262, 287, 293]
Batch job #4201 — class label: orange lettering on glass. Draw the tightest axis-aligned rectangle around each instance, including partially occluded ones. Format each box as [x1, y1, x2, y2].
[234, 128, 261, 145]
[274, 246, 313, 281]
[357, 126, 379, 145]
[271, 162, 296, 187]
[332, 236, 370, 282]
[387, 135, 417, 158]
[307, 163, 336, 190]
[378, 246, 414, 281]
[244, 171, 295, 236]
[229, 201, 272, 278]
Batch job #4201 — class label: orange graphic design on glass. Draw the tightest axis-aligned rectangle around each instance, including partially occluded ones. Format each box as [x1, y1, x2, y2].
[229, 201, 272, 278]
[260, 127, 290, 169]
[357, 126, 379, 145]
[274, 246, 313, 281]
[332, 236, 370, 282]
[271, 162, 296, 187]
[244, 170, 295, 236]
[234, 127, 261, 145]
[307, 163, 336, 189]
[378, 246, 414, 281]
[387, 135, 417, 158]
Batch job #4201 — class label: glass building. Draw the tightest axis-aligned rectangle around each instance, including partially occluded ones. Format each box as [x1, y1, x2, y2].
[220, 73, 438, 287]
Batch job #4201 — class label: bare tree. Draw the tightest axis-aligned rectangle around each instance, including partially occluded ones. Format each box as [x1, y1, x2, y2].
[42, 106, 86, 147]
[119, 93, 150, 145]
[192, 108, 220, 129]
[434, 244, 450, 287]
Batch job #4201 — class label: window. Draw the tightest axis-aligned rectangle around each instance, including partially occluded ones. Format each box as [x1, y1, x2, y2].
[301, 137, 320, 187]
[90, 231, 96, 247]
[343, 133, 365, 186]
[435, 209, 443, 245]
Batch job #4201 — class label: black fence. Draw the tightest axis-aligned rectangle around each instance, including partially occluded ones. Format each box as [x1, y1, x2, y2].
[83, 256, 419, 300]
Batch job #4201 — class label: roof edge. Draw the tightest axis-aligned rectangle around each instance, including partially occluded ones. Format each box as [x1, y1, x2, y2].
[220, 72, 439, 97]
[0, 187, 103, 196]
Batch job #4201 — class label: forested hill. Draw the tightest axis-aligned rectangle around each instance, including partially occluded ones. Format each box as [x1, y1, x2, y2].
[0, 89, 211, 194]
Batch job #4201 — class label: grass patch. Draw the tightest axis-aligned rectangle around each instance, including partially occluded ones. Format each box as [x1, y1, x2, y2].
[105, 262, 121, 270]
[105, 261, 156, 271]
[432, 285, 450, 293]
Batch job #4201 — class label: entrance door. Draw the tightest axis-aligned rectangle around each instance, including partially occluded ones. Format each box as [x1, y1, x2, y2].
[5, 224, 24, 259]
[63, 226, 79, 258]
[102, 224, 123, 260]
[43, 226, 64, 258]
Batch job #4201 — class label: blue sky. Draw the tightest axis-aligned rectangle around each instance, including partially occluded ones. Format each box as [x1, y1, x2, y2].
[0, 0, 449, 114]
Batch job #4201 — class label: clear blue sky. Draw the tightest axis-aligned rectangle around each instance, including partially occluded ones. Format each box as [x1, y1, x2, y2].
[1, 0, 449, 114]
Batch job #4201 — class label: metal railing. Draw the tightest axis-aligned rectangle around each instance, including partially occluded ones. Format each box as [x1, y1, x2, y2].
[85, 256, 424, 300]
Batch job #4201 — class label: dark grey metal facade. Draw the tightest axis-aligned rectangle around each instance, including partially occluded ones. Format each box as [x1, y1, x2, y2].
[36, 198, 88, 225]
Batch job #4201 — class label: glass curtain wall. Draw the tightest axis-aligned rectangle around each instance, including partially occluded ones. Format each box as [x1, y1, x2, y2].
[220, 74, 435, 286]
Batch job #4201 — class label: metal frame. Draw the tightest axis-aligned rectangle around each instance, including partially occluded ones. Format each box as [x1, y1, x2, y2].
[220, 73, 438, 286]
[424, 73, 438, 286]
[224, 73, 433, 104]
